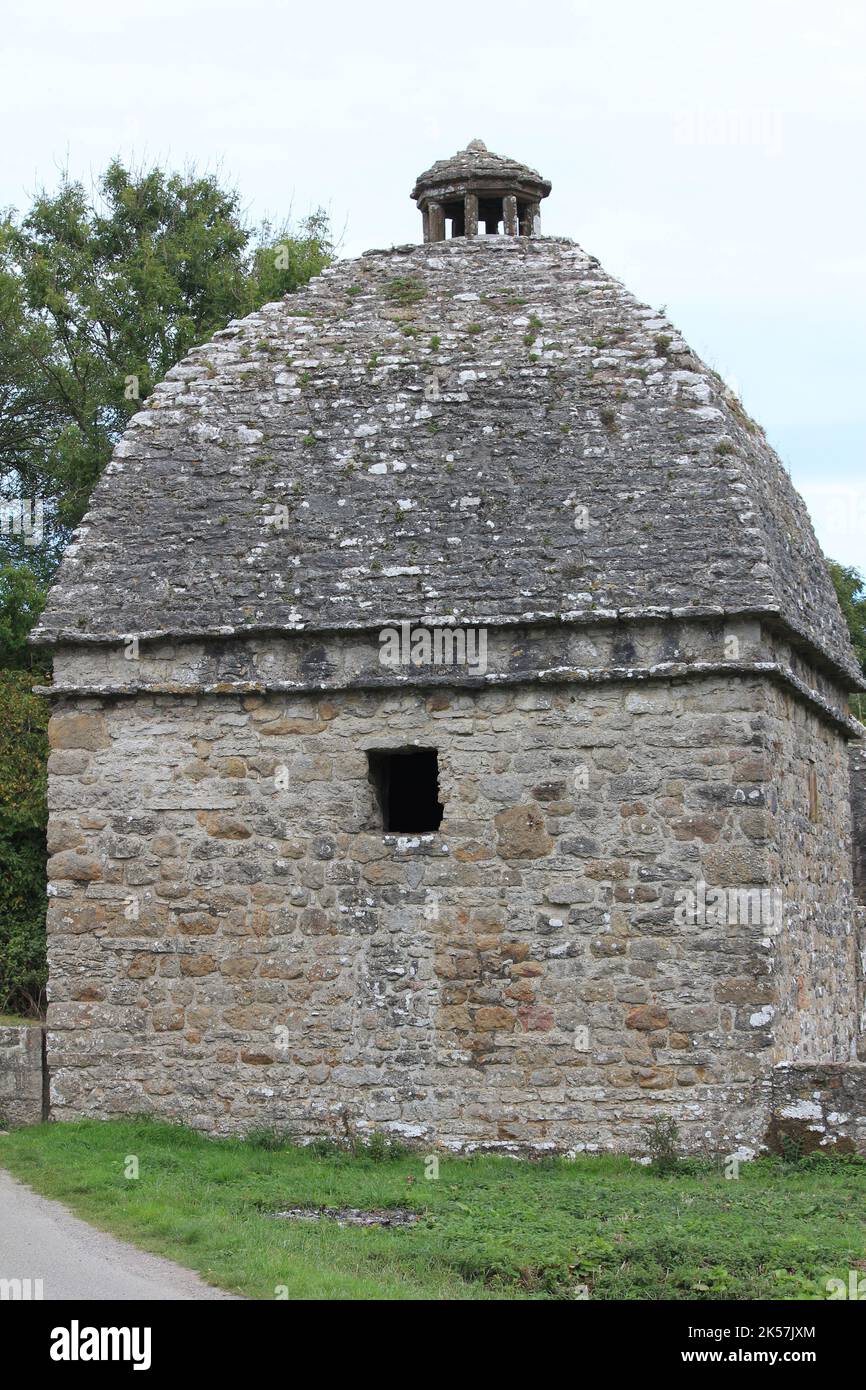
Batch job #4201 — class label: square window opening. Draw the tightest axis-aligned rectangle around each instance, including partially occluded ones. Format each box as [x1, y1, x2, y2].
[367, 748, 443, 832]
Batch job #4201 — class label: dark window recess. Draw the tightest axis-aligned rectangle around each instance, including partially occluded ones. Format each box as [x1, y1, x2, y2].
[478, 196, 503, 233]
[443, 200, 465, 238]
[368, 748, 443, 832]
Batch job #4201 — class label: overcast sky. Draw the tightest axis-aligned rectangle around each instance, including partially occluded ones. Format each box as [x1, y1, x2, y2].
[3, 0, 863, 572]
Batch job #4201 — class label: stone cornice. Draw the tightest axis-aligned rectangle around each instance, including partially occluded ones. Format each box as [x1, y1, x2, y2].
[35, 619, 864, 737]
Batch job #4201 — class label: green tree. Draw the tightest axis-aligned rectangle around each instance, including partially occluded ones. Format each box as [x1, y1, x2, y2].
[0, 564, 48, 669]
[0, 161, 331, 1014]
[829, 561, 866, 721]
[0, 669, 48, 1014]
[1, 160, 331, 550]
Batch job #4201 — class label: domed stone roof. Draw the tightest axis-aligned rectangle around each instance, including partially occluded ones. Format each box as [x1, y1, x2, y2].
[34, 221, 863, 692]
[411, 138, 551, 204]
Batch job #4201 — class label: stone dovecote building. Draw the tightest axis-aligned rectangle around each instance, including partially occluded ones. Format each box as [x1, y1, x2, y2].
[34, 141, 866, 1153]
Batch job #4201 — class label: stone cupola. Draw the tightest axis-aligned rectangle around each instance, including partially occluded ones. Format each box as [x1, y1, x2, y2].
[411, 138, 551, 241]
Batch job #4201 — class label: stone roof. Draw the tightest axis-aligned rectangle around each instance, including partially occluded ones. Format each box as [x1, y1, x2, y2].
[33, 235, 863, 688]
[411, 139, 551, 203]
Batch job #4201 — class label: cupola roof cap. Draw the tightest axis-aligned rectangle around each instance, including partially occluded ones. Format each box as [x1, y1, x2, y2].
[411, 139, 551, 205]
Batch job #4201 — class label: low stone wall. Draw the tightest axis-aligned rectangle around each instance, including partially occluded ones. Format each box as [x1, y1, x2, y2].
[769, 1063, 866, 1155]
[0, 1025, 46, 1128]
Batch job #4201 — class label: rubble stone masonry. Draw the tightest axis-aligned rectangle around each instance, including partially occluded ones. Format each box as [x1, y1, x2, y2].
[45, 655, 860, 1153]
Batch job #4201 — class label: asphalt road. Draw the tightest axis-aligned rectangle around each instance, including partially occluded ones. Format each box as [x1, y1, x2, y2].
[0, 1168, 240, 1300]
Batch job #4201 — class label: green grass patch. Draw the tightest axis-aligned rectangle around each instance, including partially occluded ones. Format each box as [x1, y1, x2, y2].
[383, 277, 426, 308]
[0, 1120, 864, 1301]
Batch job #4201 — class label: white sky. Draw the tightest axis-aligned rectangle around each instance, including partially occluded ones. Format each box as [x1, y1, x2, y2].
[3, 0, 864, 572]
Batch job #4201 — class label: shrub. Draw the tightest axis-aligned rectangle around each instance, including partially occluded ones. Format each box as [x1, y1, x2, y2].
[352, 1131, 410, 1161]
[644, 1116, 681, 1174]
[246, 1127, 294, 1151]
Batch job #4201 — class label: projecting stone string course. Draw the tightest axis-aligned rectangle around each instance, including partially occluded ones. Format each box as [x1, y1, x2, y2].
[30, 141, 866, 1153]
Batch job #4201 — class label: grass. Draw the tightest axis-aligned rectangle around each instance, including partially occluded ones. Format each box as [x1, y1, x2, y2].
[0, 1120, 864, 1301]
[0, 1013, 40, 1026]
[383, 276, 426, 308]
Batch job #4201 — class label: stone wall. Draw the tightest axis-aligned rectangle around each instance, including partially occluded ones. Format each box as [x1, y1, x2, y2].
[0, 1025, 46, 1128]
[766, 689, 860, 1062]
[44, 666, 860, 1153]
[769, 1063, 866, 1155]
[851, 743, 866, 903]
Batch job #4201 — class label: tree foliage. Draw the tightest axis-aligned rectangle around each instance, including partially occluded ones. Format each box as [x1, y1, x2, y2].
[829, 561, 866, 721]
[0, 669, 48, 1014]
